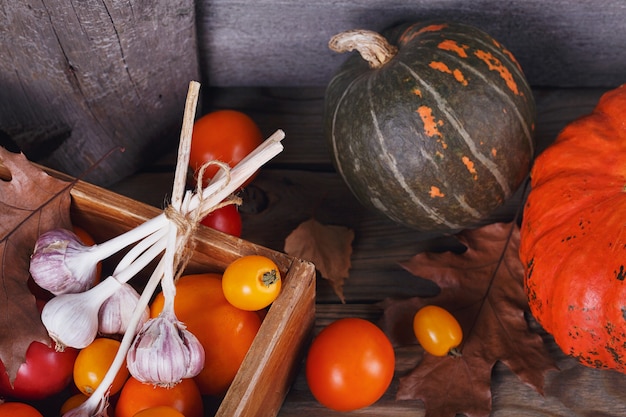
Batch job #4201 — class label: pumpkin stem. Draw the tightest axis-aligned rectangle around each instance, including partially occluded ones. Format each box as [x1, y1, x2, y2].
[329, 29, 397, 69]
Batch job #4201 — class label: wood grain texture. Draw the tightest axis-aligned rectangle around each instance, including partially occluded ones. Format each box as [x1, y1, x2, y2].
[0, 0, 199, 186]
[196, 0, 626, 88]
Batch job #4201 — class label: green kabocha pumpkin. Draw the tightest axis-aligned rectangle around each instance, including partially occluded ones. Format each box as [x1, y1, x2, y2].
[324, 22, 536, 232]
[520, 84, 626, 372]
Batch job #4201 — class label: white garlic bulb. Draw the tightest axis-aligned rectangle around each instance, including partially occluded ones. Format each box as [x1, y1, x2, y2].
[98, 282, 149, 336]
[126, 309, 205, 387]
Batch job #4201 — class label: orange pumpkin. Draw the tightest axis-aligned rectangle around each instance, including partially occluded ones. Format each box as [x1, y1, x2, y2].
[519, 84, 626, 371]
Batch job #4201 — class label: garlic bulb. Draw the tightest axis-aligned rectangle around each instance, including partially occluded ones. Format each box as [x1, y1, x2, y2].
[42, 276, 123, 350]
[29, 228, 99, 295]
[98, 283, 149, 336]
[126, 309, 205, 387]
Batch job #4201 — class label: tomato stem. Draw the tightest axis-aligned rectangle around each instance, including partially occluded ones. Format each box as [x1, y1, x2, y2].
[448, 347, 462, 358]
[262, 270, 279, 287]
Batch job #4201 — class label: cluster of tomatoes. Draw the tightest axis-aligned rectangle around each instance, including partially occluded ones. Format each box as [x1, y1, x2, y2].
[0, 223, 282, 416]
[190, 109, 266, 238]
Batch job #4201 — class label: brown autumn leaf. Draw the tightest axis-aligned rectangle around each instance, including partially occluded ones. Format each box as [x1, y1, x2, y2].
[284, 218, 354, 303]
[0, 147, 73, 382]
[379, 222, 557, 417]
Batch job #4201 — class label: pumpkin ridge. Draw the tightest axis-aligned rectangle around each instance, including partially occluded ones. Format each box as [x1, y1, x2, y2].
[365, 74, 462, 229]
[328, 72, 369, 184]
[429, 49, 535, 156]
[398, 60, 513, 197]
[396, 41, 535, 178]
[451, 30, 530, 83]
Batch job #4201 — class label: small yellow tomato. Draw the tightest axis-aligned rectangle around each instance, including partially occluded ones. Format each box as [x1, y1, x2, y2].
[73, 337, 129, 396]
[222, 255, 282, 311]
[412, 305, 463, 357]
[60, 393, 89, 414]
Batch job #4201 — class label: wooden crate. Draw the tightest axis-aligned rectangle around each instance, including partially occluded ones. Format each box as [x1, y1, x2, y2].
[0, 161, 317, 417]
[74, 181, 316, 417]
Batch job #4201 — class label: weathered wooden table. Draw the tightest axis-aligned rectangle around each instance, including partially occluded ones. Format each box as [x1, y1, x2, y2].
[109, 86, 626, 417]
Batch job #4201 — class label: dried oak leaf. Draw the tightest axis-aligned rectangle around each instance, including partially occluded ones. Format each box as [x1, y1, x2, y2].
[0, 147, 73, 382]
[284, 218, 354, 303]
[379, 222, 557, 417]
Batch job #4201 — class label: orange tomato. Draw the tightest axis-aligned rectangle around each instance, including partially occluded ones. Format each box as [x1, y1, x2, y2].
[150, 273, 262, 396]
[132, 405, 185, 417]
[306, 318, 395, 412]
[72, 225, 96, 246]
[0, 402, 43, 417]
[150, 273, 224, 319]
[73, 337, 129, 396]
[189, 109, 263, 186]
[187, 301, 261, 396]
[114, 377, 203, 417]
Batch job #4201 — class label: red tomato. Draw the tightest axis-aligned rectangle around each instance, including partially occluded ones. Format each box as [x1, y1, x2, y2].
[189, 109, 263, 187]
[0, 401, 43, 417]
[0, 341, 78, 401]
[114, 377, 203, 417]
[150, 273, 261, 396]
[305, 318, 395, 412]
[200, 204, 243, 237]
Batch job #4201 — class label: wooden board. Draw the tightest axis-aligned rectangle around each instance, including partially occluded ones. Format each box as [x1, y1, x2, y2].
[196, 0, 626, 88]
[0, 0, 199, 186]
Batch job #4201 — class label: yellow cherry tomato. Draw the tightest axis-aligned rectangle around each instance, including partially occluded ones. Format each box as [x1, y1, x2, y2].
[222, 255, 282, 311]
[73, 337, 129, 396]
[413, 305, 463, 357]
[60, 393, 89, 414]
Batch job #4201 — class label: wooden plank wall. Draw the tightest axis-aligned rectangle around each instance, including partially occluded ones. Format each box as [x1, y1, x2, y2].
[196, 0, 626, 88]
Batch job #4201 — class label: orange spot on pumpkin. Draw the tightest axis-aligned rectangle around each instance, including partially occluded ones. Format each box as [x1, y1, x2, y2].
[399, 23, 448, 44]
[429, 62, 468, 86]
[461, 156, 479, 180]
[412, 88, 422, 97]
[491, 147, 497, 157]
[417, 106, 443, 137]
[438, 40, 469, 58]
[429, 61, 451, 73]
[452, 69, 468, 86]
[474, 50, 520, 95]
[429, 186, 445, 198]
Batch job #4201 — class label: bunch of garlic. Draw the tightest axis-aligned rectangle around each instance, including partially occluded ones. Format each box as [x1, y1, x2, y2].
[29, 81, 286, 417]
